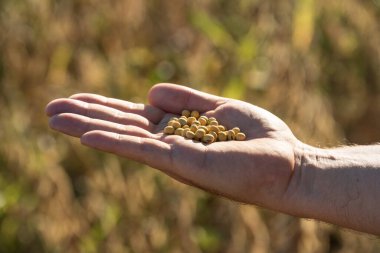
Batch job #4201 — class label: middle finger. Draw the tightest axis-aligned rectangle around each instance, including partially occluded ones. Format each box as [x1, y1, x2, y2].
[46, 98, 155, 131]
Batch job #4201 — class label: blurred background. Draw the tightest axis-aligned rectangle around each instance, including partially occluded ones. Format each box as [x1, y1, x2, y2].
[0, 0, 379, 252]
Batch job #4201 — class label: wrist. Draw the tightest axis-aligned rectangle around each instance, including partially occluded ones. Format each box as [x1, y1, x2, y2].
[284, 142, 322, 217]
[287, 142, 380, 234]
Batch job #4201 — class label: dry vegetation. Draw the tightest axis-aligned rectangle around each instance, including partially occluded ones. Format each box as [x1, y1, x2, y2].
[0, 0, 379, 252]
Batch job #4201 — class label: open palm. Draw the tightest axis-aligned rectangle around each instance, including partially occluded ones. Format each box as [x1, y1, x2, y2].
[46, 83, 300, 213]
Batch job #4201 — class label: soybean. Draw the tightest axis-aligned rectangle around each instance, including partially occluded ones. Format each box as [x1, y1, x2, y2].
[195, 129, 206, 139]
[164, 126, 175, 134]
[199, 117, 207, 126]
[227, 130, 235, 140]
[185, 131, 195, 139]
[191, 110, 200, 119]
[178, 118, 188, 126]
[175, 128, 184, 136]
[218, 132, 227, 141]
[182, 110, 191, 117]
[163, 109, 247, 144]
[202, 134, 215, 144]
[236, 132, 246, 141]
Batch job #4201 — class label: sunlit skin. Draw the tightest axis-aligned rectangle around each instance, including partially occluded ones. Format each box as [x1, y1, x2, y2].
[46, 83, 380, 235]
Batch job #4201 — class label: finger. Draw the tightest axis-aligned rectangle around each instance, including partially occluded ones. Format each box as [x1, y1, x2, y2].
[81, 130, 172, 171]
[148, 83, 228, 114]
[69, 93, 165, 124]
[49, 113, 154, 138]
[46, 98, 154, 131]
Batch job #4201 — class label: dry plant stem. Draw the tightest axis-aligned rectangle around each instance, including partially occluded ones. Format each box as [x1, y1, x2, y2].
[287, 144, 380, 235]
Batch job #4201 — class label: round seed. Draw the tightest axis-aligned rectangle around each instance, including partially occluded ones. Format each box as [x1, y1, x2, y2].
[195, 129, 206, 139]
[199, 115, 208, 121]
[227, 130, 235, 140]
[199, 126, 208, 132]
[191, 110, 200, 119]
[202, 134, 215, 144]
[198, 117, 207, 126]
[209, 125, 220, 133]
[164, 126, 175, 134]
[209, 131, 218, 140]
[175, 128, 184, 136]
[192, 120, 201, 126]
[172, 121, 181, 129]
[190, 124, 198, 132]
[187, 117, 196, 125]
[182, 110, 191, 117]
[218, 131, 227, 141]
[185, 131, 195, 139]
[232, 127, 240, 134]
[236, 132, 246, 141]
[167, 120, 176, 127]
[208, 117, 216, 124]
[209, 120, 218, 126]
[178, 118, 188, 126]
[217, 125, 225, 131]
[183, 128, 190, 136]
[166, 110, 245, 143]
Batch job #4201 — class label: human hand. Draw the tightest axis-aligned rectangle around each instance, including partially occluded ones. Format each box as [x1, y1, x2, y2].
[46, 83, 302, 214]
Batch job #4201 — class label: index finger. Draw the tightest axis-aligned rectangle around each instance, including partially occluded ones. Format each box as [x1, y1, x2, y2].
[148, 83, 228, 114]
[69, 93, 165, 124]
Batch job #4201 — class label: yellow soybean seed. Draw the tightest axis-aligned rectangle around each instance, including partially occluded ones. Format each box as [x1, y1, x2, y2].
[182, 110, 191, 117]
[183, 128, 190, 136]
[217, 125, 225, 131]
[209, 120, 218, 126]
[195, 129, 206, 139]
[227, 130, 235, 140]
[164, 126, 175, 134]
[187, 117, 196, 125]
[175, 128, 184, 136]
[190, 124, 198, 132]
[166, 109, 246, 142]
[167, 120, 176, 127]
[198, 117, 207, 126]
[218, 131, 227, 141]
[199, 126, 208, 132]
[185, 131, 195, 139]
[191, 110, 200, 119]
[232, 127, 240, 134]
[202, 134, 215, 144]
[208, 117, 216, 124]
[209, 125, 220, 133]
[178, 118, 188, 126]
[236, 132, 246, 141]
[209, 131, 218, 140]
[192, 120, 201, 126]
[172, 121, 181, 129]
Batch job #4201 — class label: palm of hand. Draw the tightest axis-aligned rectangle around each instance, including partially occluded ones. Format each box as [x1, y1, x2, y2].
[46, 84, 298, 209]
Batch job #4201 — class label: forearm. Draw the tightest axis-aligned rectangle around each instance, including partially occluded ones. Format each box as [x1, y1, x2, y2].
[288, 143, 380, 235]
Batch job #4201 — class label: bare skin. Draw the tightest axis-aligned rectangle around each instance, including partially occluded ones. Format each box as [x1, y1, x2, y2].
[46, 83, 380, 235]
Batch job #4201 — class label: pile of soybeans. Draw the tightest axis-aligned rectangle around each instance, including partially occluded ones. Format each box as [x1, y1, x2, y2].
[163, 110, 246, 144]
